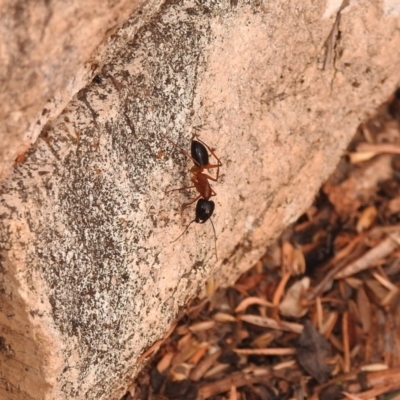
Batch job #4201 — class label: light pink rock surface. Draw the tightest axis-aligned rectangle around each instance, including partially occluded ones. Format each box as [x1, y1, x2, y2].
[0, 0, 156, 180]
[0, 1, 400, 399]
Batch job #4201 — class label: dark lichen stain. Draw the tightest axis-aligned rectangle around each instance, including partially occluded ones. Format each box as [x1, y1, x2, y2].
[0, 336, 14, 358]
[190, 260, 204, 271]
[0, 337, 7, 353]
[29, 309, 43, 318]
[92, 75, 103, 85]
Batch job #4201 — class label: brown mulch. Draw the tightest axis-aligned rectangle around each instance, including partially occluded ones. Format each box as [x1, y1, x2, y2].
[124, 88, 400, 400]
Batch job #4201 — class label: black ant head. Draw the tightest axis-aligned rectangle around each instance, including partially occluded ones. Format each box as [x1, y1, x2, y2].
[195, 199, 215, 224]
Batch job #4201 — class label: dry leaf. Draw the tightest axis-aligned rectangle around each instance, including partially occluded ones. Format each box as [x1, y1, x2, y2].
[203, 363, 230, 378]
[348, 151, 377, 164]
[360, 363, 388, 372]
[234, 348, 296, 356]
[170, 363, 194, 381]
[273, 360, 297, 370]
[320, 310, 338, 338]
[206, 276, 216, 298]
[235, 297, 274, 313]
[357, 285, 371, 333]
[282, 241, 295, 272]
[212, 312, 236, 323]
[279, 277, 310, 318]
[292, 246, 306, 275]
[157, 352, 174, 373]
[190, 348, 222, 382]
[356, 206, 377, 232]
[189, 321, 215, 332]
[239, 314, 303, 334]
[251, 332, 276, 348]
[296, 321, 332, 383]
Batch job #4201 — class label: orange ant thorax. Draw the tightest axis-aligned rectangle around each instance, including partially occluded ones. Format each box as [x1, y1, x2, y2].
[192, 171, 212, 200]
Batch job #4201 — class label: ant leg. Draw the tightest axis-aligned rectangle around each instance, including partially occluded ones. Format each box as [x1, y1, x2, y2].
[190, 163, 221, 182]
[194, 138, 222, 180]
[159, 132, 200, 166]
[198, 169, 221, 182]
[181, 194, 201, 210]
[171, 219, 196, 243]
[166, 185, 196, 195]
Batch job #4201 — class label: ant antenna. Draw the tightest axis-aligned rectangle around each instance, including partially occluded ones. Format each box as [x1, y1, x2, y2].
[209, 217, 218, 261]
[171, 219, 196, 243]
[171, 217, 218, 261]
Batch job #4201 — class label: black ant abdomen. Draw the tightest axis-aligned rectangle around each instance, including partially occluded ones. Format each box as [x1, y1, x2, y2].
[195, 199, 215, 223]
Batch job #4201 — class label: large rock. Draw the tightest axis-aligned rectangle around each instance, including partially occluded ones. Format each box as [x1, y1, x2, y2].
[0, 0, 157, 179]
[1, 1, 400, 399]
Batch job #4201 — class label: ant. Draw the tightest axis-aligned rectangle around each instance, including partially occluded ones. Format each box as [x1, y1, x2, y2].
[161, 132, 222, 260]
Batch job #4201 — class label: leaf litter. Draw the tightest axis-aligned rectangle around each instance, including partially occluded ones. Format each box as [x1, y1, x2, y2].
[124, 88, 400, 400]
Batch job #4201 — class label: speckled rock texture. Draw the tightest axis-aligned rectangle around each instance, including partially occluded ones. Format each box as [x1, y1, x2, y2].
[0, 0, 156, 180]
[1, 0, 400, 399]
